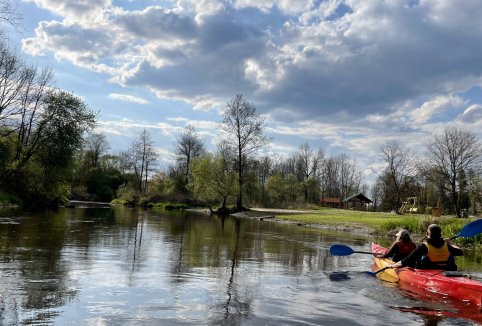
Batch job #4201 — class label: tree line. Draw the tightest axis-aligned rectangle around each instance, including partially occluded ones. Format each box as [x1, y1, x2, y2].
[1, 40, 481, 215]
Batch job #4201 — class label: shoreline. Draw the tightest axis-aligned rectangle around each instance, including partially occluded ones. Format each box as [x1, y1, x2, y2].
[233, 209, 375, 236]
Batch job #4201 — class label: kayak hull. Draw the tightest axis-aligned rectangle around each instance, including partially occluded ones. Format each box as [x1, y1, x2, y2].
[371, 242, 482, 307]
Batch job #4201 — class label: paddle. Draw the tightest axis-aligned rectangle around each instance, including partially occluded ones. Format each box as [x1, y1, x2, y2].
[370, 219, 482, 275]
[329, 244, 373, 256]
[364, 266, 391, 276]
[449, 218, 482, 240]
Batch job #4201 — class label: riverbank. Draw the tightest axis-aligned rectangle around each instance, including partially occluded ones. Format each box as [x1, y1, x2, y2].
[241, 207, 482, 248]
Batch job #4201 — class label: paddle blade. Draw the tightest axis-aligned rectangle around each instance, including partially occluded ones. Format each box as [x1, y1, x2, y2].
[457, 219, 482, 238]
[364, 266, 391, 276]
[329, 244, 354, 256]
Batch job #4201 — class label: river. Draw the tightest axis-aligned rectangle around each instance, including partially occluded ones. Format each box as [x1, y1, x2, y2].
[0, 206, 481, 325]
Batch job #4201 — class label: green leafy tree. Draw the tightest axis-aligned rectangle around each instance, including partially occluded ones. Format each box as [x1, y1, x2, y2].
[8, 90, 96, 205]
[189, 153, 238, 212]
[265, 174, 285, 207]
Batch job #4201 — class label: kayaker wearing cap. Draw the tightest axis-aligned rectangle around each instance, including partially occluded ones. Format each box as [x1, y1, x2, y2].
[374, 229, 416, 264]
[388, 224, 463, 271]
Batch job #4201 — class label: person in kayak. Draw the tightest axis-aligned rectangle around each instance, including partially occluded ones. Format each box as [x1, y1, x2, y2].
[388, 224, 463, 271]
[374, 229, 416, 264]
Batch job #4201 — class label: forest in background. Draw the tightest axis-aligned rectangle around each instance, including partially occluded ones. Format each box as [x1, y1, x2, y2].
[1, 38, 482, 216]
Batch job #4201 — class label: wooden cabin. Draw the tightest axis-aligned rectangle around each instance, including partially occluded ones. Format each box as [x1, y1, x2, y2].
[320, 197, 342, 208]
[342, 193, 372, 210]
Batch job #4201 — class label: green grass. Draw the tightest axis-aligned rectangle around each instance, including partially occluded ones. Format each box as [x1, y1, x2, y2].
[272, 208, 482, 247]
[274, 209, 406, 228]
[0, 192, 22, 207]
[152, 203, 188, 210]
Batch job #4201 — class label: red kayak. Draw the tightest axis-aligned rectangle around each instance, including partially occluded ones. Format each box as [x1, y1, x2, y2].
[372, 242, 482, 307]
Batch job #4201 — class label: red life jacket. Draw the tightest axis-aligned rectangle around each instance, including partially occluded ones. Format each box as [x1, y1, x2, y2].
[396, 241, 416, 255]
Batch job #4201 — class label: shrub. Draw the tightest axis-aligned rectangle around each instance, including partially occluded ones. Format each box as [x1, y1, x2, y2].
[0, 192, 22, 207]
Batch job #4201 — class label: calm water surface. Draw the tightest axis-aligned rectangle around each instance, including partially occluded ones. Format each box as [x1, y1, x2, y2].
[0, 206, 481, 325]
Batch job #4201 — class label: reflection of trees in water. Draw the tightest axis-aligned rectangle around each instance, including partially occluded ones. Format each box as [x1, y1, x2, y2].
[0, 209, 80, 324]
[125, 209, 145, 287]
[221, 219, 252, 325]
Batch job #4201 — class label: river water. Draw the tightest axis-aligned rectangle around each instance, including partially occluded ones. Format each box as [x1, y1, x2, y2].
[0, 206, 481, 325]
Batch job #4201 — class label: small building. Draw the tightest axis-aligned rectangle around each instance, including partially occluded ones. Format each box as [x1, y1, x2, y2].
[342, 193, 373, 210]
[320, 197, 342, 208]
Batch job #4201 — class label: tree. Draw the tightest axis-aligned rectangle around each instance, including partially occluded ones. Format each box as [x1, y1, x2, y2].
[4, 90, 97, 204]
[373, 140, 418, 212]
[173, 125, 205, 191]
[425, 127, 482, 217]
[265, 173, 285, 207]
[294, 143, 324, 203]
[127, 129, 158, 194]
[0, 0, 21, 31]
[0, 43, 53, 138]
[83, 132, 110, 169]
[189, 152, 238, 212]
[255, 154, 274, 206]
[220, 94, 269, 210]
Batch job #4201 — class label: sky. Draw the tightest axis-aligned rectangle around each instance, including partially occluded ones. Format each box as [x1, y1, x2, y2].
[5, 0, 482, 183]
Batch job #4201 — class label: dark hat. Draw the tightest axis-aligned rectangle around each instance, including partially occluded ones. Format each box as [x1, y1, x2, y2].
[427, 224, 442, 239]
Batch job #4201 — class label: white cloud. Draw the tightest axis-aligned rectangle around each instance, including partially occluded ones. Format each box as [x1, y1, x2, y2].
[27, 0, 111, 24]
[166, 116, 218, 130]
[409, 95, 465, 123]
[456, 104, 482, 124]
[109, 93, 149, 105]
[97, 118, 181, 136]
[19, 0, 482, 169]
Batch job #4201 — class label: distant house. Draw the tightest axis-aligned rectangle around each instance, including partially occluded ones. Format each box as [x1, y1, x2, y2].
[320, 197, 342, 208]
[342, 193, 373, 210]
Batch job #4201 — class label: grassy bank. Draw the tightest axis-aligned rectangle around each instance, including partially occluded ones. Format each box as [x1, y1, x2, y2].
[0, 192, 22, 207]
[271, 207, 481, 248]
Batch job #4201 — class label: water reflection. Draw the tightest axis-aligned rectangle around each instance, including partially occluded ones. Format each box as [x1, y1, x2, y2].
[0, 207, 480, 325]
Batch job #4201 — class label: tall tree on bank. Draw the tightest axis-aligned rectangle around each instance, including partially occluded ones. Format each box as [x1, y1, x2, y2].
[295, 143, 324, 203]
[373, 140, 418, 212]
[4, 90, 96, 204]
[84, 132, 110, 170]
[129, 129, 157, 194]
[425, 127, 482, 217]
[174, 125, 206, 192]
[220, 94, 269, 211]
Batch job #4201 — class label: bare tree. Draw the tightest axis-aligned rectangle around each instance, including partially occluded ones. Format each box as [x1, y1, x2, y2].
[372, 140, 418, 212]
[320, 156, 339, 198]
[220, 94, 269, 210]
[338, 153, 361, 200]
[0, 1, 22, 36]
[128, 129, 158, 194]
[294, 143, 324, 203]
[84, 132, 110, 169]
[174, 125, 205, 190]
[0, 43, 40, 132]
[425, 127, 482, 217]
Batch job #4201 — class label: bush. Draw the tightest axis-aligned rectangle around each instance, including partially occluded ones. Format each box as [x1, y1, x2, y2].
[0, 192, 22, 207]
[152, 203, 188, 210]
[97, 185, 114, 202]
